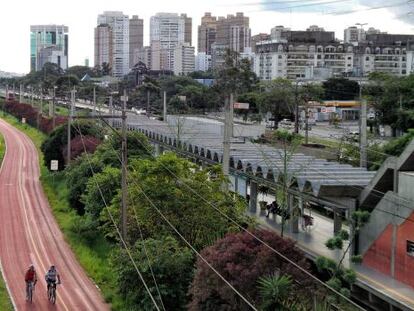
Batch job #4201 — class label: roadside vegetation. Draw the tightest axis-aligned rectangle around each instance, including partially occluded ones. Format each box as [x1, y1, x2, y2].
[3, 51, 407, 309]
[0, 130, 13, 311]
[0, 104, 361, 310]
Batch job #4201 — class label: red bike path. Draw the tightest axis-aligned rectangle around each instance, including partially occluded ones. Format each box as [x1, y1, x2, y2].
[0, 118, 109, 310]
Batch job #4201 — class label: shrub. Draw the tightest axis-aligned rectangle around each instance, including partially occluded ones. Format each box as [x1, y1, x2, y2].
[189, 229, 316, 311]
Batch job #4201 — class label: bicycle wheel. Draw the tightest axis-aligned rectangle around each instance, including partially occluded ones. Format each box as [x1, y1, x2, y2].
[28, 284, 32, 303]
[51, 287, 56, 304]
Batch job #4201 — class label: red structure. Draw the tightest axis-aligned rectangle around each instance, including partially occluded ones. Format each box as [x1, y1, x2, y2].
[363, 211, 414, 288]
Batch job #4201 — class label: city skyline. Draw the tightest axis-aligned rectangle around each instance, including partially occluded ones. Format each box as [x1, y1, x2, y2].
[1, 0, 414, 73]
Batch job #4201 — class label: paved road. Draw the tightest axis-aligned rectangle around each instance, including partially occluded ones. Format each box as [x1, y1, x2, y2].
[0, 119, 109, 310]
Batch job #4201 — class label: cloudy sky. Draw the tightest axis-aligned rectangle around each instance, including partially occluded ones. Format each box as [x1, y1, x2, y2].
[1, 0, 414, 74]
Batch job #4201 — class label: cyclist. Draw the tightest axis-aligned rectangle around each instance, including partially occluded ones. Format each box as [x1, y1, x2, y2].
[24, 264, 37, 300]
[45, 265, 61, 295]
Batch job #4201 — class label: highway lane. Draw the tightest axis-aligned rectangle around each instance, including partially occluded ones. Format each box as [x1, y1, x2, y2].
[0, 118, 109, 310]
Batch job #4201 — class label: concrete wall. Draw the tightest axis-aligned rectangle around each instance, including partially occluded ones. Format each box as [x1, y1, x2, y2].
[399, 172, 414, 202]
[359, 192, 406, 254]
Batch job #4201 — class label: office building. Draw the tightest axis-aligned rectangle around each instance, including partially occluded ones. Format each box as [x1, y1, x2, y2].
[198, 12, 217, 55]
[129, 15, 144, 67]
[96, 11, 130, 78]
[30, 25, 68, 71]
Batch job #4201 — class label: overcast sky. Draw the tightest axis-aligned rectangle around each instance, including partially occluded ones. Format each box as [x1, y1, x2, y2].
[1, 0, 414, 74]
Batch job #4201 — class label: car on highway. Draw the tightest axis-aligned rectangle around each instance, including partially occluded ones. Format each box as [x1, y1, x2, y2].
[278, 119, 293, 129]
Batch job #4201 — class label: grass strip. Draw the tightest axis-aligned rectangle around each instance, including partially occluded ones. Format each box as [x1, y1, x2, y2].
[0, 108, 126, 310]
[0, 130, 13, 311]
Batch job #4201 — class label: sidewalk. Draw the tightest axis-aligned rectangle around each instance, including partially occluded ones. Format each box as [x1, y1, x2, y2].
[248, 204, 414, 310]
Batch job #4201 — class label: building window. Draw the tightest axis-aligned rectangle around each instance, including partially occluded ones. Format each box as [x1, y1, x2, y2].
[407, 240, 414, 256]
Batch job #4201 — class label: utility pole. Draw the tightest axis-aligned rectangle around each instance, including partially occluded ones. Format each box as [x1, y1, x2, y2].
[359, 82, 367, 168]
[52, 86, 56, 129]
[37, 91, 43, 129]
[121, 90, 128, 242]
[163, 91, 167, 122]
[92, 87, 96, 117]
[305, 104, 309, 144]
[229, 93, 234, 137]
[109, 94, 114, 127]
[294, 80, 300, 134]
[391, 158, 399, 278]
[222, 95, 231, 185]
[3, 84, 8, 116]
[19, 84, 23, 103]
[67, 88, 76, 165]
[146, 90, 150, 118]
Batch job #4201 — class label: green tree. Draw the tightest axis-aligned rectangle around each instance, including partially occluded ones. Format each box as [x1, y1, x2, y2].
[258, 79, 294, 126]
[81, 166, 121, 220]
[111, 236, 193, 311]
[322, 78, 359, 100]
[214, 49, 258, 97]
[65, 131, 152, 214]
[105, 153, 250, 248]
[41, 121, 104, 171]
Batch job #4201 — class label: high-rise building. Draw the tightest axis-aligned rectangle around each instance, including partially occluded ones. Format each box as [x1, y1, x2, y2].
[150, 13, 193, 71]
[198, 12, 217, 55]
[134, 46, 152, 69]
[94, 24, 113, 73]
[182, 14, 193, 46]
[96, 11, 130, 78]
[129, 15, 144, 67]
[307, 25, 325, 32]
[251, 33, 271, 52]
[215, 13, 251, 53]
[212, 13, 251, 68]
[174, 43, 195, 75]
[270, 26, 290, 41]
[344, 26, 366, 45]
[195, 52, 212, 71]
[30, 25, 69, 72]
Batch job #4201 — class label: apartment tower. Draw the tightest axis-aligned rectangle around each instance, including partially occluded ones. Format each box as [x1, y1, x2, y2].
[96, 11, 130, 78]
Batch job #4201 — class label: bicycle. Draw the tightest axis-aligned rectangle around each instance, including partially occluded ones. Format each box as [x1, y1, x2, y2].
[26, 281, 35, 303]
[47, 281, 58, 304]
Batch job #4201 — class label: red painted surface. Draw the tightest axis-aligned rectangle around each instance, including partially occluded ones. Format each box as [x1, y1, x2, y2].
[363, 212, 414, 288]
[0, 119, 109, 310]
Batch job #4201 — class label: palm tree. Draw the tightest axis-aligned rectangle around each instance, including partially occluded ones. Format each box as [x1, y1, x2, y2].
[258, 274, 292, 311]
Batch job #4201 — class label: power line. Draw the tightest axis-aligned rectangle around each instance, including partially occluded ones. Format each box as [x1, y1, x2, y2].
[83, 115, 259, 311]
[71, 121, 161, 311]
[96, 117, 365, 310]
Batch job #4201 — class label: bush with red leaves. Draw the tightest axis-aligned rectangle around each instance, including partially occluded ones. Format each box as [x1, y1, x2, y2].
[39, 115, 68, 134]
[61, 135, 101, 162]
[4, 100, 68, 134]
[188, 229, 317, 311]
[4, 101, 38, 125]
